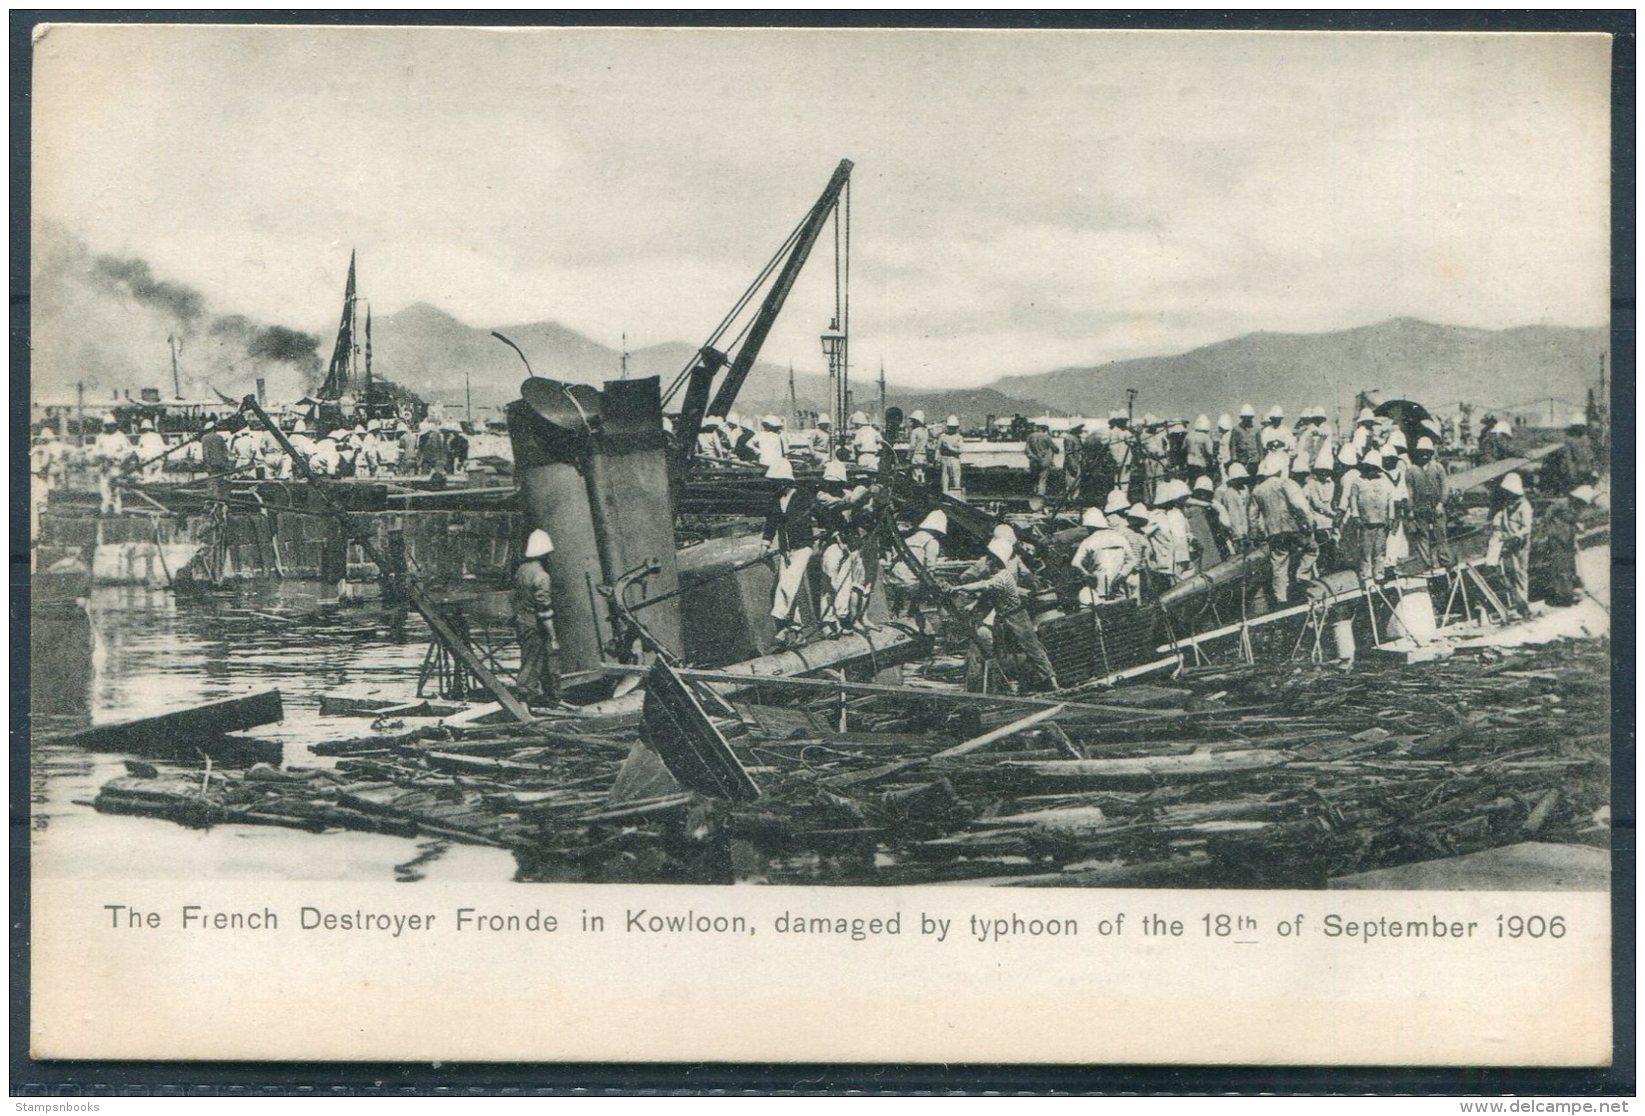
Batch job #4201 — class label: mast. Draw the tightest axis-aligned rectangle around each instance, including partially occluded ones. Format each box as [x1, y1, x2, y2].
[364, 304, 373, 402]
[878, 357, 886, 426]
[320, 250, 358, 400]
[620, 332, 629, 379]
[168, 334, 182, 399]
[787, 361, 798, 425]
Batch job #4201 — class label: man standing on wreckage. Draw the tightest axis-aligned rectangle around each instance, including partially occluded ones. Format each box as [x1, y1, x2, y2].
[952, 535, 1061, 694]
[513, 528, 562, 707]
[761, 459, 817, 648]
[814, 460, 880, 637]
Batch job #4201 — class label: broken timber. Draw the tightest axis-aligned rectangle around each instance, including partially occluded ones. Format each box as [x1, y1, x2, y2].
[47, 690, 284, 764]
[240, 395, 534, 722]
[641, 659, 760, 802]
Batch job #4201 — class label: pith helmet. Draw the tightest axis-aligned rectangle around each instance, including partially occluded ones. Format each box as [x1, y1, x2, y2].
[1104, 489, 1130, 513]
[909, 409, 926, 423]
[524, 529, 554, 558]
[1081, 507, 1108, 529]
[1225, 462, 1249, 481]
[1192, 474, 1214, 494]
[817, 413, 832, 426]
[986, 537, 1015, 563]
[1500, 472, 1524, 495]
[822, 461, 848, 483]
[1239, 404, 1256, 419]
[1194, 414, 1211, 431]
[1217, 413, 1233, 430]
[918, 510, 948, 534]
[945, 415, 960, 428]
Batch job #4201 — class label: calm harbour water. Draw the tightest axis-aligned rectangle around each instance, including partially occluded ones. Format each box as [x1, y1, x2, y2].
[30, 583, 520, 883]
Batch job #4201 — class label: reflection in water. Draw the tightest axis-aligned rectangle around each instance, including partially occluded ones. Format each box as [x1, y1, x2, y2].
[30, 584, 518, 883]
[31, 601, 93, 721]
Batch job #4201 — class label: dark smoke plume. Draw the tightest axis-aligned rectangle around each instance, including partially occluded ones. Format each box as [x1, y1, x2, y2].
[211, 315, 322, 373]
[89, 253, 207, 325]
[250, 324, 321, 364]
[31, 221, 324, 401]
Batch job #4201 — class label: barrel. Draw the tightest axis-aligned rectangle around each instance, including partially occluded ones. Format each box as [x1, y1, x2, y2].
[1330, 616, 1357, 662]
[1388, 586, 1438, 644]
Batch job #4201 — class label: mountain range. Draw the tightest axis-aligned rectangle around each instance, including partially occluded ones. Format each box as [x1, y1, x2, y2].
[992, 317, 1608, 426]
[374, 304, 1606, 428]
[370, 302, 1057, 426]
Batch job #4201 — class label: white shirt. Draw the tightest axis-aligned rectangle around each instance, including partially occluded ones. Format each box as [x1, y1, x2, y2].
[753, 429, 787, 467]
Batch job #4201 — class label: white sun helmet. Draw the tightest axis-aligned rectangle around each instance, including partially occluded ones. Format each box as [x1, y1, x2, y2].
[917, 510, 948, 534]
[524, 529, 554, 558]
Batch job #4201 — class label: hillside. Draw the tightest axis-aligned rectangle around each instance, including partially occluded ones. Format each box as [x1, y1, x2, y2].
[370, 303, 1049, 425]
[991, 319, 1608, 424]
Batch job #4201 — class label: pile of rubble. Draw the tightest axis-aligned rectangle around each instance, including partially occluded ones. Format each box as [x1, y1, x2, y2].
[88, 637, 1611, 888]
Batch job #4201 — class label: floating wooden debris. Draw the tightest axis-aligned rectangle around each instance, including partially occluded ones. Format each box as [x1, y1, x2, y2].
[80, 639, 1609, 889]
[48, 690, 284, 765]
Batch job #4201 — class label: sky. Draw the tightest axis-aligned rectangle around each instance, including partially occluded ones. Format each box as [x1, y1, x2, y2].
[32, 25, 1612, 388]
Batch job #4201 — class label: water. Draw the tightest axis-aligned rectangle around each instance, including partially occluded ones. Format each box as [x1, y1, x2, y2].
[29, 583, 519, 883]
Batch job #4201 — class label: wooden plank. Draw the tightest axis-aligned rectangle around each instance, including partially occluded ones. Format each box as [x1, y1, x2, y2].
[933, 705, 1066, 759]
[677, 669, 1176, 720]
[998, 748, 1292, 782]
[47, 690, 284, 763]
[642, 660, 760, 802]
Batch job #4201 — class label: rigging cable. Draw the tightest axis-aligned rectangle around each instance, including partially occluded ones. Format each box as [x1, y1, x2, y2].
[662, 210, 812, 404]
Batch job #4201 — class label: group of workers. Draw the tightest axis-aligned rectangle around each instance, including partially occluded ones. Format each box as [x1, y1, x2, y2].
[724, 400, 1604, 699]
[695, 409, 971, 499]
[32, 409, 475, 514]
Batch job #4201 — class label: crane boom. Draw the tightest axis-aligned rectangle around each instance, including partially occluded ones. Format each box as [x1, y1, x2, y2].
[703, 158, 854, 422]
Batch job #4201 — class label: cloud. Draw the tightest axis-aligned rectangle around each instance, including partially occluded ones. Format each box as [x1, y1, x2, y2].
[31, 26, 1611, 389]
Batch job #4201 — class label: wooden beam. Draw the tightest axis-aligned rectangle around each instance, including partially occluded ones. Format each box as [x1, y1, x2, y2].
[674, 668, 1175, 720]
[932, 704, 1066, 759]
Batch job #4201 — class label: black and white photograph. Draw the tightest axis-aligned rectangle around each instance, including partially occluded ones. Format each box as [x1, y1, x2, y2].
[25, 23, 1615, 898]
